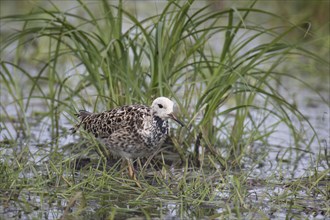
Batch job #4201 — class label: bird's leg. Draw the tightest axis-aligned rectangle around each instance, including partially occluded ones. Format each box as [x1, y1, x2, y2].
[127, 159, 141, 188]
[127, 159, 134, 178]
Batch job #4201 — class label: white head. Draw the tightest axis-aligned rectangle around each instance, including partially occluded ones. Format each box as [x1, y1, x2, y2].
[151, 97, 184, 126]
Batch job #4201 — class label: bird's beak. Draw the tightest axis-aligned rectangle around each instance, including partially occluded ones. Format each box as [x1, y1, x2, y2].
[168, 113, 184, 127]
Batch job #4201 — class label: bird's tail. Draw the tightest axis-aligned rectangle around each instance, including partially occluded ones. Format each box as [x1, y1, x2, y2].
[70, 110, 92, 134]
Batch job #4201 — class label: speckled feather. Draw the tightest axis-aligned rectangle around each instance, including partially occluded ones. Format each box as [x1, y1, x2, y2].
[71, 104, 170, 159]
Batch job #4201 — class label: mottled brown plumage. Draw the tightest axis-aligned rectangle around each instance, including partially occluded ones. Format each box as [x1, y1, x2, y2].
[71, 97, 183, 159]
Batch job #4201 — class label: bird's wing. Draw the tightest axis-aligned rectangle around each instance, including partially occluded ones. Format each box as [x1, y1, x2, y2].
[73, 105, 151, 138]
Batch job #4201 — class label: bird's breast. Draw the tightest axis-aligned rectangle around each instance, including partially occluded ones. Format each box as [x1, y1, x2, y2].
[139, 116, 168, 147]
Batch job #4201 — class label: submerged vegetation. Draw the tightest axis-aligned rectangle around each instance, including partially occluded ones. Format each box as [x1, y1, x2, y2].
[0, 0, 329, 219]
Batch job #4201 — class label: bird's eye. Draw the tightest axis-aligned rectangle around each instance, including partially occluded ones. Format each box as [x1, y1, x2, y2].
[158, 104, 163, 108]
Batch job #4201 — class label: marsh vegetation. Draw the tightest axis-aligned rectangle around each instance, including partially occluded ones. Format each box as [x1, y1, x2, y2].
[0, 0, 329, 219]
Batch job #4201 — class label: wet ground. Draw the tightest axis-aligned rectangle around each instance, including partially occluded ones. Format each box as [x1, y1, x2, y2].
[0, 1, 329, 219]
[1, 74, 329, 219]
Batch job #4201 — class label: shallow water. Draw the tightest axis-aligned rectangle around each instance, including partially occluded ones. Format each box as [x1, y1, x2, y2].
[1, 1, 329, 219]
[1, 76, 329, 219]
